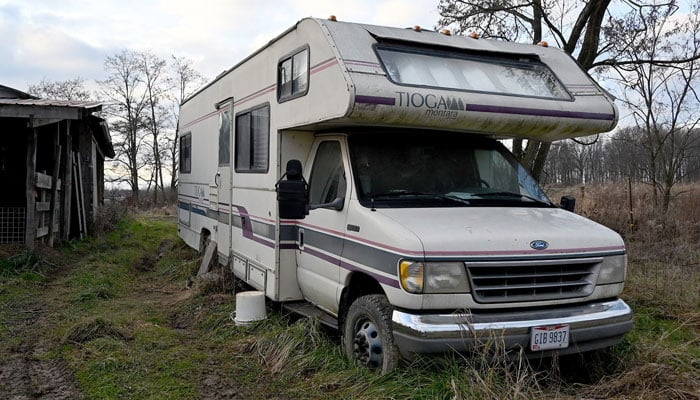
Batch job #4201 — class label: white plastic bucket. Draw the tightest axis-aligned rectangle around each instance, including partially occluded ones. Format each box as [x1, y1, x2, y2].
[234, 291, 267, 326]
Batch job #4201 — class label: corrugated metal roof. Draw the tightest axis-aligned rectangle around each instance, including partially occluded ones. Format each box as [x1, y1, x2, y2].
[0, 98, 102, 110]
[0, 85, 113, 158]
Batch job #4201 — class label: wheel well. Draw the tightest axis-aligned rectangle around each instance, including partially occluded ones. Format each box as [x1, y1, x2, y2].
[338, 272, 384, 328]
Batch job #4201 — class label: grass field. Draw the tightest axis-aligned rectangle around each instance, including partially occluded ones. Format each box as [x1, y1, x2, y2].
[1, 184, 698, 399]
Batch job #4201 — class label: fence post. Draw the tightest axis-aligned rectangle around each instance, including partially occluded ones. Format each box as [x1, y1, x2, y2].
[25, 118, 37, 250]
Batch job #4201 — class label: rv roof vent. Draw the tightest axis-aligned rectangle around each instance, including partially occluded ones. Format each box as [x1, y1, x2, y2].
[329, 15, 337, 21]
[468, 32, 480, 39]
[440, 29, 451, 36]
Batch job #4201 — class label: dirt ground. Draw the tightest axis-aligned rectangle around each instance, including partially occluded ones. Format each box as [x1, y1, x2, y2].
[0, 243, 249, 400]
[0, 272, 84, 399]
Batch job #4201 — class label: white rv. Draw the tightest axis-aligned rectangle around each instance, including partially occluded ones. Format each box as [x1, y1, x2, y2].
[177, 17, 632, 372]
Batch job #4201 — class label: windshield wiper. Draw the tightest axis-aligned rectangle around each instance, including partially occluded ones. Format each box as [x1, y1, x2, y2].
[476, 191, 552, 206]
[371, 190, 471, 205]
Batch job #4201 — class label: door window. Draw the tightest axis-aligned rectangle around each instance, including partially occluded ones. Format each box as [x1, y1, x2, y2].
[309, 141, 346, 204]
[218, 111, 231, 166]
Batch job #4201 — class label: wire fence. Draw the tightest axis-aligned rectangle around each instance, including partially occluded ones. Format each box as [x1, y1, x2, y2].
[0, 207, 26, 244]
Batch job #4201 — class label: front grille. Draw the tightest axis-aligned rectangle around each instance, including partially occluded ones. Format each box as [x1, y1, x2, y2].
[465, 257, 601, 303]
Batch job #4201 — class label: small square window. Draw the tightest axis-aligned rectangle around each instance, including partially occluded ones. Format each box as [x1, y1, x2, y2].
[235, 104, 270, 173]
[179, 133, 191, 174]
[278, 47, 309, 102]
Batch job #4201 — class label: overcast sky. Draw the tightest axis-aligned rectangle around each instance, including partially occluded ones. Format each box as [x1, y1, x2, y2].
[1, 0, 441, 92]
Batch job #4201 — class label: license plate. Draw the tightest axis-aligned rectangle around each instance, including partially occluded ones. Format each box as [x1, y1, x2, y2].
[530, 324, 570, 351]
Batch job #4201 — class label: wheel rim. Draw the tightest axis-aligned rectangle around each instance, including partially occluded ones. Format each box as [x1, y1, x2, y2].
[353, 319, 383, 367]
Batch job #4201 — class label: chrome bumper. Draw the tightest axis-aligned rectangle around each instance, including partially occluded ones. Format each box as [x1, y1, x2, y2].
[391, 298, 633, 357]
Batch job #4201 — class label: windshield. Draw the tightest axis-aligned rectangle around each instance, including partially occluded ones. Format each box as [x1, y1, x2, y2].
[349, 133, 552, 208]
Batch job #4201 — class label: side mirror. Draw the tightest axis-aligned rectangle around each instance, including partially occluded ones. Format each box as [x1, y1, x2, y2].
[276, 160, 309, 219]
[560, 195, 576, 212]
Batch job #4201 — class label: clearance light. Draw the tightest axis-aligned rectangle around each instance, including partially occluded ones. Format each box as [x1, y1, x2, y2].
[329, 15, 337, 22]
[413, 25, 422, 32]
[400, 261, 424, 294]
[537, 41, 549, 47]
[440, 29, 451, 36]
[468, 32, 480, 39]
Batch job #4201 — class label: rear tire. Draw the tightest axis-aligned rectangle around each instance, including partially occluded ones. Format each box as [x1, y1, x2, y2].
[343, 294, 400, 374]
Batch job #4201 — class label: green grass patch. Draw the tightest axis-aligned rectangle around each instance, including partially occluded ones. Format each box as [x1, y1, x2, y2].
[0, 249, 54, 280]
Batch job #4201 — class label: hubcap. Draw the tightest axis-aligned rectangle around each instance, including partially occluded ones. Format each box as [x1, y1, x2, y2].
[353, 320, 383, 367]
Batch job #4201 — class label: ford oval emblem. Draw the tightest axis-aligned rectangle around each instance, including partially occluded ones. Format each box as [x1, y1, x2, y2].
[530, 240, 549, 250]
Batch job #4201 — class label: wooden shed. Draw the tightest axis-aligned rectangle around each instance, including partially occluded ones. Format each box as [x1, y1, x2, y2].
[0, 84, 115, 249]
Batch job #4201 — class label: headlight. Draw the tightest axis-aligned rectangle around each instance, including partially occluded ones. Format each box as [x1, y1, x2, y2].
[399, 261, 470, 294]
[598, 254, 627, 284]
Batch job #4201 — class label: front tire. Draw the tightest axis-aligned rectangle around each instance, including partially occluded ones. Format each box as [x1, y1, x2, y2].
[343, 294, 400, 374]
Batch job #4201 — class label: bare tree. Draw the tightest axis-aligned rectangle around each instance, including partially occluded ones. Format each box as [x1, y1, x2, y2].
[140, 51, 171, 205]
[606, 2, 700, 213]
[437, 0, 700, 186]
[99, 50, 149, 201]
[27, 77, 92, 101]
[437, 0, 612, 180]
[167, 56, 206, 192]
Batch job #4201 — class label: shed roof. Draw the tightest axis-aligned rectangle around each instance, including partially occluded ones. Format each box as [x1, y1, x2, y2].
[0, 98, 103, 120]
[0, 84, 114, 158]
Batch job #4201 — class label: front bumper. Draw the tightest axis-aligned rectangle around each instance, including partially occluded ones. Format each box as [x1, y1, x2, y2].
[392, 298, 633, 358]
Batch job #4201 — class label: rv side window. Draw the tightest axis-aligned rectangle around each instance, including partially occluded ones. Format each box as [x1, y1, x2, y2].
[179, 133, 191, 174]
[218, 111, 231, 166]
[376, 46, 571, 100]
[235, 104, 270, 173]
[278, 47, 309, 102]
[309, 141, 346, 204]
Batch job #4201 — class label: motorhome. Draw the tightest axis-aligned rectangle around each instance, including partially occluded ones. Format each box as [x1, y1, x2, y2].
[177, 17, 632, 372]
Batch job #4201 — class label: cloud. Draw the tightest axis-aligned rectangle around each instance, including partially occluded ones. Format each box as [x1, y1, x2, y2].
[0, 0, 440, 91]
[0, 2, 107, 89]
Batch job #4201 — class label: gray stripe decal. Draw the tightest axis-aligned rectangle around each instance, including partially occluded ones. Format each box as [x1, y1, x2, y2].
[280, 225, 297, 241]
[341, 237, 402, 275]
[302, 245, 400, 288]
[304, 228, 344, 257]
[300, 226, 402, 276]
[252, 220, 275, 239]
[217, 210, 227, 224]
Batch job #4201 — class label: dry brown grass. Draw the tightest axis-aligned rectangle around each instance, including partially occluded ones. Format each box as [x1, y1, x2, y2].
[548, 182, 700, 315]
[546, 182, 700, 399]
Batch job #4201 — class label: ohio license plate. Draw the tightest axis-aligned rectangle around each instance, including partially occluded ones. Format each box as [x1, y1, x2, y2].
[530, 324, 570, 351]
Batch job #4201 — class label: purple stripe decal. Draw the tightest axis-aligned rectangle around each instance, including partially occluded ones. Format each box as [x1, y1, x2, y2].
[355, 95, 396, 106]
[466, 104, 615, 121]
[233, 205, 275, 248]
[340, 260, 400, 288]
[302, 246, 400, 288]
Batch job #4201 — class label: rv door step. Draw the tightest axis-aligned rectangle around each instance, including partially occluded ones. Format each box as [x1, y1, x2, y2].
[282, 302, 339, 330]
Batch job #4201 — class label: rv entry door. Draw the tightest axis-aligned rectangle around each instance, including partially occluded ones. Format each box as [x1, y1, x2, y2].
[216, 99, 234, 264]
